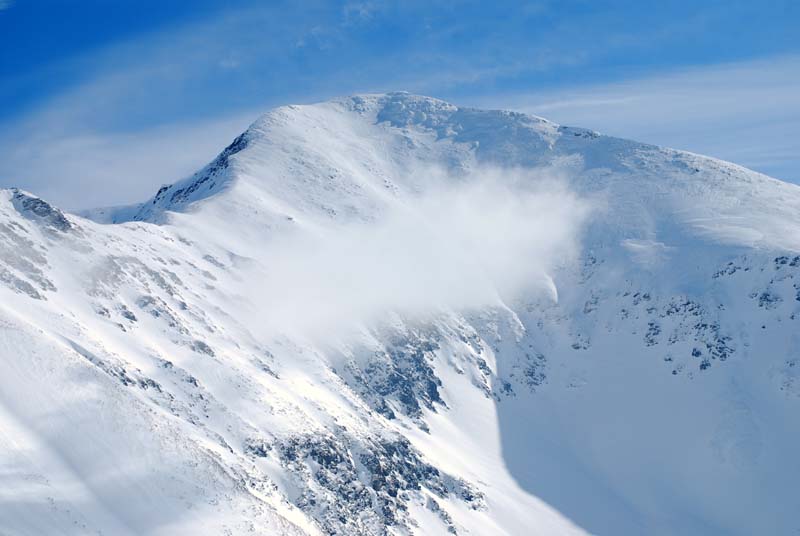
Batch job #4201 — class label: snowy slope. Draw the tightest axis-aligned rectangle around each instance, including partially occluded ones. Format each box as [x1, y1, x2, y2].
[2, 93, 800, 535]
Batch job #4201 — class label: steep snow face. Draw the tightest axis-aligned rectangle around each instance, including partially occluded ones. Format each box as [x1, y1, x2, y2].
[3, 93, 800, 536]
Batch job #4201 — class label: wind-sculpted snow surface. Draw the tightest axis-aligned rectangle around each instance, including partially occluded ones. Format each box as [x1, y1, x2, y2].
[1, 93, 800, 535]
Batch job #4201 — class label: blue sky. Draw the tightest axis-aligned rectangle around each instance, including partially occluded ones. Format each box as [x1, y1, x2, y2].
[1, 0, 798, 209]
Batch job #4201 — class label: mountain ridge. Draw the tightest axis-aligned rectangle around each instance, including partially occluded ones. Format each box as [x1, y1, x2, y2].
[1, 93, 799, 535]
[75, 93, 800, 254]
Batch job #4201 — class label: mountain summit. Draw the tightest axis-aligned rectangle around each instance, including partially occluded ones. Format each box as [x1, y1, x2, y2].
[2, 94, 799, 535]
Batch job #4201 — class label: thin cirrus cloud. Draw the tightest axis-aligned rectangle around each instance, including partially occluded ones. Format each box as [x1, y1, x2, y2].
[477, 55, 800, 184]
[0, 5, 322, 210]
[0, 2, 582, 211]
[0, 3, 798, 210]
[4, 54, 798, 212]
[1, 112, 259, 211]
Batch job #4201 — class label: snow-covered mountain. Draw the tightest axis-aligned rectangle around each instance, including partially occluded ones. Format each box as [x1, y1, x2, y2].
[2, 93, 799, 535]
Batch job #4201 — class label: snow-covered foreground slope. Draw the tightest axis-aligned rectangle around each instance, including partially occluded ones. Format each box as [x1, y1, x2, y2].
[2, 93, 800, 535]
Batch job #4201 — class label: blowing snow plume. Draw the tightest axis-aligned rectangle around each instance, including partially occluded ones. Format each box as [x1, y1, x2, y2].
[239, 167, 593, 339]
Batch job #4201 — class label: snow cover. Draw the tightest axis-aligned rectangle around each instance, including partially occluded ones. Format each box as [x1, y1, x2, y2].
[1, 92, 800, 535]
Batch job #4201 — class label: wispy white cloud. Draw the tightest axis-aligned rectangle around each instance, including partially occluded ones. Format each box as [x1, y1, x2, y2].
[1, 2, 797, 211]
[471, 55, 800, 183]
[0, 6, 324, 209]
[0, 111, 257, 211]
[0, 0, 13, 10]
[341, 1, 380, 25]
[6, 53, 798, 210]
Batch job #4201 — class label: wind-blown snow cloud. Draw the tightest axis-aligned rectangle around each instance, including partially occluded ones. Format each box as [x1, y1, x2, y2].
[239, 167, 591, 340]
